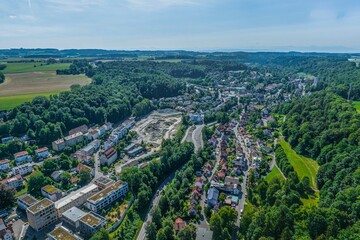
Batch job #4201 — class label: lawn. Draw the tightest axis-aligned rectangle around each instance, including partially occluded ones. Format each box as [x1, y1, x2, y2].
[279, 140, 319, 190]
[0, 71, 91, 110]
[2, 62, 70, 74]
[15, 183, 28, 198]
[300, 191, 319, 207]
[353, 101, 360, 114]
[265, 165, 285, 183]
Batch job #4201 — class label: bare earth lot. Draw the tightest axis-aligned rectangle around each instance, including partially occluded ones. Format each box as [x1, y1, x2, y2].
[0, 71, 91, 97]
[133, 109, 182, 149]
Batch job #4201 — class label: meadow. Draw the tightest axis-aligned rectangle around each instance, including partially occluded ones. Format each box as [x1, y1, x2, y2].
[353, 101, 360, 113]
[279, 139, 319, 190]
[1, 62, 70, 74]
[264, 165, 285, 183]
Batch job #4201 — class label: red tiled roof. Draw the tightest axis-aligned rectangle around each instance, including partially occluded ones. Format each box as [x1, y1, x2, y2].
[0, 159, 10, 164]
[35, 147, 48, 153]
[104, 147, 116, 159]
[174, 218, 185, 231]
[14, 151, 28, 157]
[76, 163, 92, 172]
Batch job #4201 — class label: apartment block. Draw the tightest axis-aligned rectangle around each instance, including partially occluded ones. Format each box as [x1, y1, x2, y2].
[17, 194, 39, 211]
[12, 163, 33, 176]
[48, 226, 82, 240]
[41, 185, 63, 202]
[79, 212, 106, 236]
[26, 199, 57, 231]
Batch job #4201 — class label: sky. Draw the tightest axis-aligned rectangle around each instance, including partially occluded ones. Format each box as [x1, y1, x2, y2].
[1, 0, 360, 52]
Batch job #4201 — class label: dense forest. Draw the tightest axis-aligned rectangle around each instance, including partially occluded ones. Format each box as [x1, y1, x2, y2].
[242, 91, 360, 239]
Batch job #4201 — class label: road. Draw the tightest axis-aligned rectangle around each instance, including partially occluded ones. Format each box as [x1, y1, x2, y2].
[136, 174, 175, 240]
[192, 124, 204, 152]
[93, 150, 103, 179]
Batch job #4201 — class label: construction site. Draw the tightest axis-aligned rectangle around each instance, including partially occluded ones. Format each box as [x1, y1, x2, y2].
[132, 109, 182, 150]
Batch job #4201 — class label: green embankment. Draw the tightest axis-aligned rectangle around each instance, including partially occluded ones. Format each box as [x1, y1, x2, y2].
[2, 62, 70, 74]
[0, 91, 62, 110]
[265, 165, 285, 183]
[279, 140, 319, 190]
[353, 101, 360, 113]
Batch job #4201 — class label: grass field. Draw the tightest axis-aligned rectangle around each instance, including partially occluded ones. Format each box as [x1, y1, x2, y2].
[353, 101, 360, 113]
[265, 165, 285, 183]
[0, 71, 91, 110]
[0, 91, 62, 110]
[1, 62, 70, 74]
[279, 140, 319, 190]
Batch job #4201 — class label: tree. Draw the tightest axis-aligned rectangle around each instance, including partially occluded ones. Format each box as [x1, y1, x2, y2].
[79, 168, 91, 186]
[219, 193, 226, 205]
[89, 228, 109, 240]
[0, 184, 16, 208]
[177, 224, 196, 240]
[61, 171, 71, 188]
[42, 159, 58, 176]
[210, 206, 238, 240]
[28, 172, 49, 197]
[145, 222, 157, 240]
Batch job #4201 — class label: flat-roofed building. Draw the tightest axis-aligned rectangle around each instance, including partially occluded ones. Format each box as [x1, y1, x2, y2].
[55, 183, 99, 217]
[52, 139, 66, 151]
[48, 226, 82, 240]
[86, 181, 128, 212]
[41, 185, 62, 202]
[26, 199, 57, 231]
[17, 194, 39, 211]
[94, 176, 114, 190]
[79, 212, 106, 236]
[62, 207, 86, 230]
[64, 132, 84, 147]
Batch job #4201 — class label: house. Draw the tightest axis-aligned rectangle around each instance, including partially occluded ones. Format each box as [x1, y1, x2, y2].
[70, 177, 78, 186]
[41, 185, 62, 202]
[174, 218, 186, 232]
[88, 129, 100, 140]
[51, 170, 64, 182]
[1, 175, 23, 188]
[71, 153, 92, 164]
[1, 136, 14, 144]
[81, 145, 95, 156]
[189, 113, 203, 124]
[76, 163, 94, 177]
[99, 147, 117, 166]
[194, 178, 203, 191]
[207, 187, 219, 207]
[14, 151, 32, 165]
[0, 159, 10, 172]
[52, 138, 66, 151]
[86, 181, 128, 212]
[62, 207, 87, 230]
[123, 143, 137, 153]
[35, 147, 50, 160]
[64, 132, 84, 147]
[79, 212, 106, 237]
[48, 226, 82, 240]
[12, 163, 33, 176]
[0, 219, 13, 240]
[17, 194, 39, 211]
[104, 122, 113, 131]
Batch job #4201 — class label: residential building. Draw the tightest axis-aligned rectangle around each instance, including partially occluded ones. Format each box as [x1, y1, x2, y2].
[48, 226, 82, 240]
[52, 138, 66, 151]
[104, 122, 113, 131]
[69, 125, 88, 136]
[14, 151, 32, 165]
[55, 183, 99, 216]
[12, 163, 33, 176]
[1, 175, 23, 188]
[207, 187, 219, 207]
[64, 132, 84, 147]
[41, 185, 63, 202]
[0, 159, 10, 172]
[17, 194, 39, 211]
[76, 163, 94, 177]
[27, 199, 57, 231]
[94, 176, 115, 190]
[88, 129, 100, 140]
[86, 181, 128, 212]
[62, 207, 86, 230]
[174, 218, 186, 232]
[51, 170, 64, 182]
[0, 219, 13, 240]
[123, 143, 136, 153]
[99, 147, 117, 166]
[1, 136, 14, 144]
[189, 113, 203, 124]
[128, 146, 143, 158]
[81, 145, 95, 156]
[35, 147, 50, 159]
[79, 212, 106, 236]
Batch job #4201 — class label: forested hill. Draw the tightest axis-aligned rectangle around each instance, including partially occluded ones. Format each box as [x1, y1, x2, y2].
[280, 92, 360, 239]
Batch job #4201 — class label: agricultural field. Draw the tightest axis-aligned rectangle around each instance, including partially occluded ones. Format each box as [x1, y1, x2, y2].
[353, 101, 360, 113]
[279, 140, 319, 190]
[0, 72, 91, 110]
[264, 165, 285, 183]
[1, 62, 70, 74]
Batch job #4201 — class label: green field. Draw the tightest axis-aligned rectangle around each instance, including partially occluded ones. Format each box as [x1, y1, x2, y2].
[353, 101, 360, 113]
[279, 139, 319, 190]
[265, 165, 285, 183]
[2, 62, 70, 74]
[0, 91, 62, 110]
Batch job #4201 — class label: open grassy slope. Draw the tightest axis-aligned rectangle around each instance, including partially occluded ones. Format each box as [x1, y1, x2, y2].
[0, 91, 62, 110]
[1, 62, 70, 74]
[265, 165, 285, 183]
[353, 101, 360, 113]
[279, 139, 319, 190]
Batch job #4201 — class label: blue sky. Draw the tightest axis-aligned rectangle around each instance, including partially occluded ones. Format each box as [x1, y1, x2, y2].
[1, 0, 360, 52]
